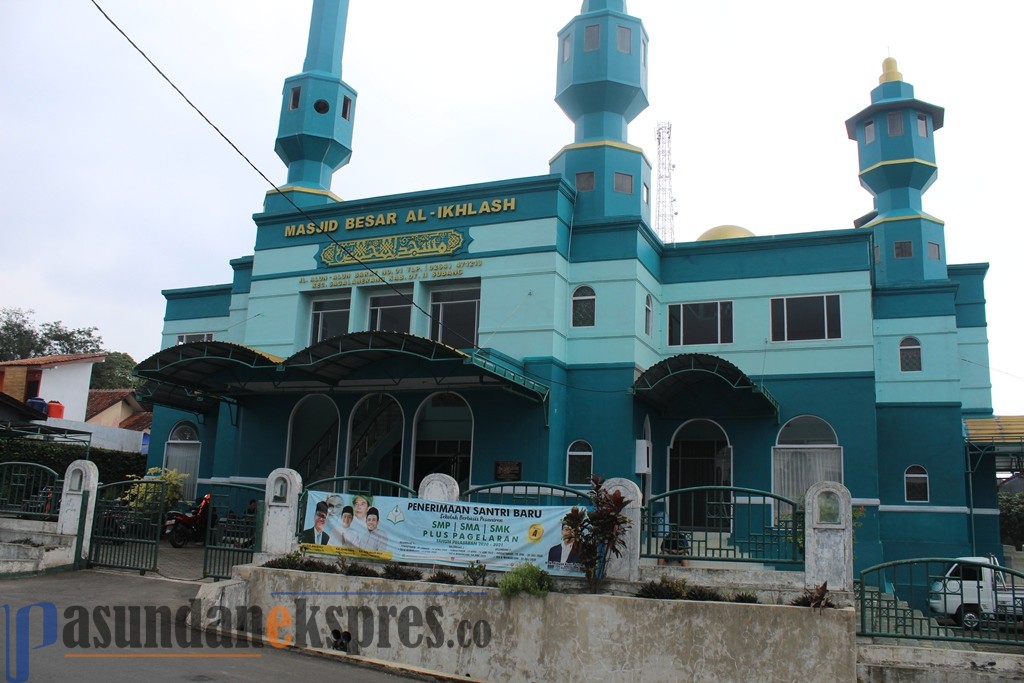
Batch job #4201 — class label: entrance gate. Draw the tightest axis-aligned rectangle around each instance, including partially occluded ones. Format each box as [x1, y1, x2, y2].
[203, 484, 264, 580]
[88, 479, 165, 575]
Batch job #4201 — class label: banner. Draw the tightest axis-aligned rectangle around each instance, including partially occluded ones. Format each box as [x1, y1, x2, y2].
[299, 491, 585, 576]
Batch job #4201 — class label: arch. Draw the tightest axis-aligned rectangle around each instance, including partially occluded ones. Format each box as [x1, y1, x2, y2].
[572, 285, 596, 327]
[900, 336, 922, 372]
[166, 420, 201, 501]
[772, 415, 842, 510]
[567, 439, 594, 486]
[411, 391, 473, 490]
[905, 464, 929, 502]
[346, 393, 404, 482]
[667, 419, 732, 530]
[287, 394, 341, 484]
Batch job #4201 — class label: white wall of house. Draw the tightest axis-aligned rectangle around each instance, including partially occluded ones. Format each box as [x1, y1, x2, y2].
[38, 362, 97, 421]
[44, 417, 145, 453]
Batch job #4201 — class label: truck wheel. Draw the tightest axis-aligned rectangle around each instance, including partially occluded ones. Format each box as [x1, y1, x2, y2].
[957, 605, 981, 631]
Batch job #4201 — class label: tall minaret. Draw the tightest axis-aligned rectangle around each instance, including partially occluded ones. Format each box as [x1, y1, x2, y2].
[846, 58, 946, 284]
[549, 0, 651, 225]
[266, 0, 357, 212]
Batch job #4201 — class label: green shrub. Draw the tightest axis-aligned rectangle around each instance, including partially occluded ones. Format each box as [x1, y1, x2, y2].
[345, 562, 380, 578]
[382, 563, 423, 581]
[730, 591, 759, 604]
[124, 467, 187, 512]
[635, 575, 687, 600]
[426, 570, 459, 585]
[0, 440, 146, 484]
[685, 585, 725, 602]
[262, 551, 341, 574]
[461, 561, 488, 586]
[498, 563, 553, 598]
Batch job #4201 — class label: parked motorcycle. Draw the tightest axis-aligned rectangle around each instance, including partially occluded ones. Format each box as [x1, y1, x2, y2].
[164, 493, 217, 547]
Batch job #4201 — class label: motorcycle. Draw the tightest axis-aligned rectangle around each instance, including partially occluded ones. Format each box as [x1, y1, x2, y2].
[164, 493, 217, 547]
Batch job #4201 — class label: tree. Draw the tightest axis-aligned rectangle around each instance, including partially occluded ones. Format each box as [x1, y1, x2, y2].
[0, 307, 103, 361]
[999, 491, 1024, 550]
[90, 351, 139, 389]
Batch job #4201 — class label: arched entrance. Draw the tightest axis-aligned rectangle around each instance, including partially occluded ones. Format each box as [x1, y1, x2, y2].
[288, 395, 340, 485]
[412, 392, 472, 490]
[347, 393, 403, 481]
[668, 419, 732, 529]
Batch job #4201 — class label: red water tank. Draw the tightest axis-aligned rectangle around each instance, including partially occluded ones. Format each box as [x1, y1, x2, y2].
[46, 400, 65, 419]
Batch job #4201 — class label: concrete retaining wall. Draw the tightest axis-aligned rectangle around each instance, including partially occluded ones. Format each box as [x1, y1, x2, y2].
[195, 566, 857, 683]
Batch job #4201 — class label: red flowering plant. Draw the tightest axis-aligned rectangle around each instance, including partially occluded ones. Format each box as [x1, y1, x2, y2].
[562, 475, 632, 593]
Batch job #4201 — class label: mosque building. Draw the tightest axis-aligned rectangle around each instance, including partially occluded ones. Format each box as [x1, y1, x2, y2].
[138, 0, 1000, 568]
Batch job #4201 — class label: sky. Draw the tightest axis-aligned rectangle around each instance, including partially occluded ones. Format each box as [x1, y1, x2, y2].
[2, 1, 1022, 414]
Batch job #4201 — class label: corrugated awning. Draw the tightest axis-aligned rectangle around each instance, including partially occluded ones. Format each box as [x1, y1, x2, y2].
[631, 353, 779, 421]
[965, 416, 1024, 473]
[134, 333, 548, 409]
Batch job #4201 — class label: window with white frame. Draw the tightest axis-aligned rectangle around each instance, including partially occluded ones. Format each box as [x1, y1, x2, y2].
[567, 440, 593, 486]
[864, 120, 875, 144]
[644, 294, 653, 337]
[772, 416, 841, 514]
[667, 301, 733, 346]
[176, 332, 214, 345]
[311, 297, 350, 343]
[562, 34, 572, 62]
[572, 286, 596, 327]
[905, 465, 929, 502]
[899, 336, 922, 372]
[770, 294, 841, 342]
[430, 286, 480, 348]
[369, 292, 412, 333]
[917, 114, 928, 137]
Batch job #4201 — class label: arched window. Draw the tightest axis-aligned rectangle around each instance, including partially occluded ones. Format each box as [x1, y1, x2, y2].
[166, 421, 201, 501]
[905, 465, 929, 502]
[566, 440, 593, 486]
[644, 294, 653, 336]
[572, 286, 596, 327]
[899, 337, 922, 372]
[772, 416, 841, 511]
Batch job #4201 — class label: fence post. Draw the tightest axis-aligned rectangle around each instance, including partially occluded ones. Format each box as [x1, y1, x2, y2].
[603, 477, 642, 582]
[418, 473, 458, 501]
[59, 460, 98, 564]
[804, 481, 853, 592]
[260, 468, 302, 558]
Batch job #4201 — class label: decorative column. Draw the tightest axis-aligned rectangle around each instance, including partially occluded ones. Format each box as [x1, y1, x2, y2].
[418, 473, 459, 501]
[59, 459, 98, 564]
[603, 477, 642, 582]
[259, 468, 303, 558]
[804, 481, 853, 592]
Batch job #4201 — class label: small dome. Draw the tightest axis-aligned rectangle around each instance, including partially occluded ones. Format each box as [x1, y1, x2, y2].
[696, 225, 755, 241]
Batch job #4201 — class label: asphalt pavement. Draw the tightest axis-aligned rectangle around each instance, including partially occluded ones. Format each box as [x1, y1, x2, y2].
[0, 548, 478, 683]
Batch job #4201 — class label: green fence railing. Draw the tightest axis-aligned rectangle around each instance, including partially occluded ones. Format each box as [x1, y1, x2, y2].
[859, 557, 1024, 646]
[460, 481, 591, 507]
[0, 461, 62, 520]
[641, 486, 804, 566]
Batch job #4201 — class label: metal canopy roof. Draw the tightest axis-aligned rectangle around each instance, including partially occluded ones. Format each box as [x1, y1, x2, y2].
[965, 416, 1024, 473]
[631, 353, 779, 421]
[135, 333, 549, 409]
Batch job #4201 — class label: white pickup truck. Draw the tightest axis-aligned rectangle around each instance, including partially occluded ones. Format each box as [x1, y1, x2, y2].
[928, 556, 1024, 629]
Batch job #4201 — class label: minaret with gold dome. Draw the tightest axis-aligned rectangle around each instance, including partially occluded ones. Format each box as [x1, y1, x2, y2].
[549, 0, 651, 225]
[846, 58, 946, 285]
[266, 0, 357, 212]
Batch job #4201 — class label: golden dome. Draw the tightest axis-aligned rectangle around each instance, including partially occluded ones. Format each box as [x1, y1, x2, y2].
[696, 225, 755, 241]
[879, 57, 903, 84]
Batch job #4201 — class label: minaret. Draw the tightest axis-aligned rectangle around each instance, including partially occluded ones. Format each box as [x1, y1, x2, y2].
[549, 0, 651, 225]
[846, 58, 947, 284]
[265, 0, 357, 212]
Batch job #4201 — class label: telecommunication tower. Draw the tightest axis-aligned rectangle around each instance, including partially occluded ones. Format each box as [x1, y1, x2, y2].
[654, 121, 677, 243]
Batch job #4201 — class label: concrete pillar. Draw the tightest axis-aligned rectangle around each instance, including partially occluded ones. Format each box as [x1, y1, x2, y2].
[418, 473, 459, 501]
[261, 468, 302, 557]
[602, 477, 642, 582]
[58, 460, 99, 561]
[803, 481, 853, 592]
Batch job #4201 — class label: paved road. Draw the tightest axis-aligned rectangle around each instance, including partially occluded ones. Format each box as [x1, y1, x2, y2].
[0, 567, 446, 683]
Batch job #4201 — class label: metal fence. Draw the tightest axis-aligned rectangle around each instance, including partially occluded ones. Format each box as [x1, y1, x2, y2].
[460, 481, 591, 507]
[0, 461, 62, 520]
[859, 557, 1024, 646]
[203, 483, 264, 580]
[88, 479, 166, 575]
[641, 486, 804, 566]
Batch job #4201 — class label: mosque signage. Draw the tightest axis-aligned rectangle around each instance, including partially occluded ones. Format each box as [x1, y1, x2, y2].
[282, 196, 517, 238]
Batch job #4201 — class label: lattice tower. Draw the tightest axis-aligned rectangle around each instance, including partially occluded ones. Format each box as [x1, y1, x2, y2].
[654, 121, 677, 243]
